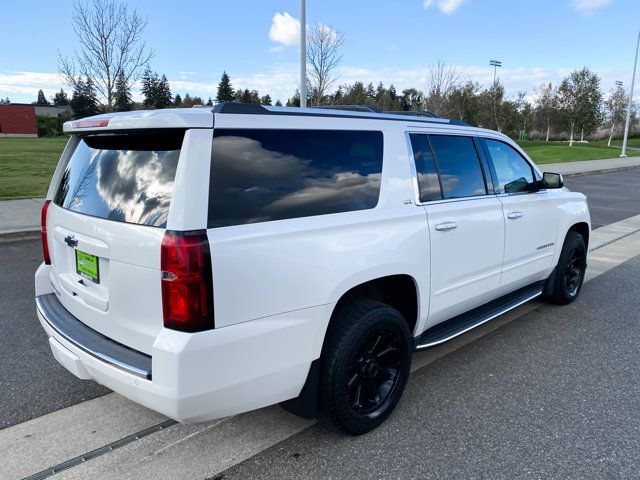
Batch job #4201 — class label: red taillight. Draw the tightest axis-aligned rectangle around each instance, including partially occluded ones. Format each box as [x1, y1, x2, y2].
[161, 230, 214, 332]
[41, 200, 51, 265]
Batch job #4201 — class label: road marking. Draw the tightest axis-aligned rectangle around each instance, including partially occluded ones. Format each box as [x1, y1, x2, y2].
[3, 225, 640, 480]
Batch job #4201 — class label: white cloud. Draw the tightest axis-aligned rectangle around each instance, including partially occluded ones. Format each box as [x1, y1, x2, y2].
[571, 0, 614, 14]
[268, 12, 300, 47]
[423, 0, 469, 14]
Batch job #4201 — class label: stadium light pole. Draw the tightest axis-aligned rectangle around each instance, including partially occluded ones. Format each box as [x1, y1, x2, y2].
[300, 0, 307, 108]
[620, 29, 640, 158]
[490, 59, 502, 84]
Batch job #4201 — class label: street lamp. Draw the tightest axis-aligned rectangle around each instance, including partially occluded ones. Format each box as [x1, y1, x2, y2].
[300, 0, 307, 108]
[489, 59, 502, 85]
[620, 30, 639, 158]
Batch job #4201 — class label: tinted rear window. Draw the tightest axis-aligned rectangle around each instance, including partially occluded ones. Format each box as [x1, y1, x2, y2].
[208, 129, 383, 227]
[54, 131, 184, 227]
[428, 135, 487, 199]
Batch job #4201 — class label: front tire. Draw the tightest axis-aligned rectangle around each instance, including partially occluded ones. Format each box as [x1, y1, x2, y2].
[546, 231, 587, 305]
[318, 300, 412, 435]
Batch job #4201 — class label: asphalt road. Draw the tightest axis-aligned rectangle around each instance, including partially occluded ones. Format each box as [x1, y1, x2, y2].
[0, 167, 638, 431]
[218, 254, 640, 480]
[564, 168, 640, 229]
[0, 239, 108, 430]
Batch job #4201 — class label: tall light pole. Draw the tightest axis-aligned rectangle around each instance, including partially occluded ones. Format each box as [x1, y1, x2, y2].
[300, 0, 307, 108]
[620, 29, 640, 158]
[490, 59, 502, 85]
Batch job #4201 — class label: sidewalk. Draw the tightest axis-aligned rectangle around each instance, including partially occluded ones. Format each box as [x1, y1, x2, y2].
[540, 156, 640, 176]
[0, 197, 45, 237]
[1, 156, 640, 238]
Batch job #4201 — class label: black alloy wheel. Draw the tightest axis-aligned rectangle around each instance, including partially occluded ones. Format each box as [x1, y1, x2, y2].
[318, 299, 412, 435]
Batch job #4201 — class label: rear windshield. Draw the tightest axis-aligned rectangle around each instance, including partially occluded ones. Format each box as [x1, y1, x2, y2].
[54, 130, 184, 228]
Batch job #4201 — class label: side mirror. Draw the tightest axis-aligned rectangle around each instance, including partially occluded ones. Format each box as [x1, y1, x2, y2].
[542, 172, 564, 189]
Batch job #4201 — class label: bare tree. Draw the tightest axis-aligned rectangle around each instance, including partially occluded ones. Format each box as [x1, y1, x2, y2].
[59, 0, 153, 111]
[306, 23, 345, 106]
[424, 60, 461, 114]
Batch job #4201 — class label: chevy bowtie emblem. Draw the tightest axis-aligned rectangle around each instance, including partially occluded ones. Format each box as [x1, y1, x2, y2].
[64, 234, 79, 248]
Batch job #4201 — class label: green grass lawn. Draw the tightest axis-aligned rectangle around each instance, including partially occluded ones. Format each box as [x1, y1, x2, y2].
[0, 137, 68, 200]
[517, 140, 640, 164]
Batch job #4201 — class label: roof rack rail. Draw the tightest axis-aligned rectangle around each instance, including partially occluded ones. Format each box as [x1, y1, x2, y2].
[313, 104, 382, 113]
[386, 110, 439, 118]
[211, 102, 471, 127]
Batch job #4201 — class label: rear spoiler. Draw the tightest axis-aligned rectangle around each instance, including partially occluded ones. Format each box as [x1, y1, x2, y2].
[63, 109, 214, 134]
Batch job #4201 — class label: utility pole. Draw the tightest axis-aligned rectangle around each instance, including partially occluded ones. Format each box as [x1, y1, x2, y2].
[490, 59, 502, 85]
[620, 30, 639, 158]
[300, 0, 307, 108]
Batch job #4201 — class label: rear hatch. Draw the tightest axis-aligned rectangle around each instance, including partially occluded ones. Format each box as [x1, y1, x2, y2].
[47, 130, 185, 354]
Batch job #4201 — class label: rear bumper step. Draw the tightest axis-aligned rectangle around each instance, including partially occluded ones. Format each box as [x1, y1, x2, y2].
[415, 283, 544, 350]
[36, 294, 152, 379]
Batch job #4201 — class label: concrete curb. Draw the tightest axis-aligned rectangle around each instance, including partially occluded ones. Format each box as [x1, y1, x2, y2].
[0, 229, 40, 243]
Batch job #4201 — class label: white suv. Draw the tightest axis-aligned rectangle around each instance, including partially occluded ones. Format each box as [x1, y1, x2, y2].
[35, 104, 590, 435]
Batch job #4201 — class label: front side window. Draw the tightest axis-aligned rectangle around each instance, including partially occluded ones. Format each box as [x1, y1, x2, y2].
[54, 131, 183, 227]
[409, 134, 442, 202]
[428, 135, 487, 199]
[484, 139, 535, 194]
[208, 129, 383, 227]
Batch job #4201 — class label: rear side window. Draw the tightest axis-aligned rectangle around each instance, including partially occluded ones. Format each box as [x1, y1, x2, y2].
[429, 135, 487, 199]
[208, 129, 383, 227]
[54, 130, 184, 228]
[409, 134, 442, 202]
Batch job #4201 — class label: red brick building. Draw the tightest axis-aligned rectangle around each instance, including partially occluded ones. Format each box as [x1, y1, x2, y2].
[0, 104, 38, 136]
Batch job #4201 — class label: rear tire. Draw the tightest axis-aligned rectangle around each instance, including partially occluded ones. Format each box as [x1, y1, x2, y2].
[318, 299, 412, 435]
[546, 231, 587, 305]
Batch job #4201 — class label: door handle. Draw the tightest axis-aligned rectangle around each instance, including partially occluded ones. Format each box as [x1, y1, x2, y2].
[507, 211, 524, 220]
[434, 221, 458, 231]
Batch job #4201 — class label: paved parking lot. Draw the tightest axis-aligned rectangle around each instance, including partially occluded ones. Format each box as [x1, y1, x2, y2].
[221, 255, 640, 479]
[1, 167, 640, 478]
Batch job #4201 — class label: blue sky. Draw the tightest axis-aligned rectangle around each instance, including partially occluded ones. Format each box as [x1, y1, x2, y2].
[1, 0, 638, 104]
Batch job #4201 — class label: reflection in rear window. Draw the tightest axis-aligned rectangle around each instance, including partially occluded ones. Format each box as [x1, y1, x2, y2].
[54, 131, 184, 227]
[208, 129, 384, 227]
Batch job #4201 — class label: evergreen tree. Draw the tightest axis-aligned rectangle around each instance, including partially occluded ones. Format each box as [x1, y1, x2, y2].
[142, 68, 173, 109]
[206, 97, 213, 106]
[53, 89, 69, 106]
[216, 71, 235, 103]
[70, 77, 99, 118]
[113, 71, 133, 112]
[275, 99, 283, 106]
[158, 74, 173, 107]
[141, 67, 156, 108]
[260, 94, 272, 106]
[36, 89, 49, 105]
[0, 97, 10, 104]
[173, 94, 182, 107]
[240, 89, 252, 103]
[182, 93, 193, 107]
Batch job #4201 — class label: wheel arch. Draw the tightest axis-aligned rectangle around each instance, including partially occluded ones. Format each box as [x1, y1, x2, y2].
[568, 221, 590, 249]
[280, 273, 420, 419]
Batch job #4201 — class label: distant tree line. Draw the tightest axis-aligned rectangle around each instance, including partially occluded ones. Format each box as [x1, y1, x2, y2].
[284, 65, 638, 144]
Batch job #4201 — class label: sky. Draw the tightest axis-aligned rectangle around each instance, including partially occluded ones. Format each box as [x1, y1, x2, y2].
[1, 0, 639, 105]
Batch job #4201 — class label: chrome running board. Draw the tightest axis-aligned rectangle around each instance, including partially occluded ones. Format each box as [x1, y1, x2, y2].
[415, 283, 543, 350]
